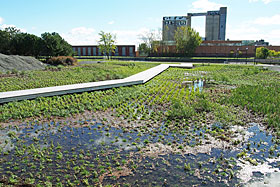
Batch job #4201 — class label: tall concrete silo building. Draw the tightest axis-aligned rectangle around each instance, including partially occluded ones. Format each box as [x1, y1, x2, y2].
[162, 7, 227, 42]
[205, 7, 227, 41]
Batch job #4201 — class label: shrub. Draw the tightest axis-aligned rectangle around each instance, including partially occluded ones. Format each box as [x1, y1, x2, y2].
[256, 47, 269, 59]
[46, 56, 78, 66]
[11, 69, 19, 75]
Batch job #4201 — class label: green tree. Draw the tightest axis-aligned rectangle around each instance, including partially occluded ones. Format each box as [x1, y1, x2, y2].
[0, 30, 10, 54]
[256, 47, 269, 59]
[139, 30, 161, 56]
[174, 27, 202, 56]
[0, 27, 21, 54]
[98, 31, 116, 60]
[41, 32, 73, 57]
[268, 49, 280, 58]
[10, 33, 43, 57]
[0, 27, 73, 57]
[138, 43, 149, 56]
[4, 27, 21, 36]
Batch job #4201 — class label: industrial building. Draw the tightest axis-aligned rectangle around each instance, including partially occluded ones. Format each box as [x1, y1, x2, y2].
[155, 40, 280, 57]
[162, 16, 188, 42]
[72, 45, 136, 57]
[162, 7, 227, 41]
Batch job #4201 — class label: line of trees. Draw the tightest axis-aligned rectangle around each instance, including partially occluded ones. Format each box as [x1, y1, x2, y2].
[0, 27, 73, 57]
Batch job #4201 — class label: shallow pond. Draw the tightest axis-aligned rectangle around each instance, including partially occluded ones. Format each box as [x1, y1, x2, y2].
[182, 80, 205, 93]
[0, 120, 279, 186]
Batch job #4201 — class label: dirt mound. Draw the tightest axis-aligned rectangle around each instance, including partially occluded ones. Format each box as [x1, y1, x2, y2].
[0, 53, 46, 72]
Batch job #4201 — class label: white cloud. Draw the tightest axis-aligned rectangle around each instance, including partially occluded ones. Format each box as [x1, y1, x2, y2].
[112, 28, 150, 45]
[190, 0, 225, 12]
[108, 21, 115, 25]
[227, 24, 261, 41]
[265, 29, 280, 45]
[268, 29, 280, 36]
[70, 27, 95, 35]
[253, 14, 280, 25]
[193, 25, 205, 37]
[0, 17, 3, 24]
[61, 27, 98, 45]
[225, 12, 280, 45]
[225, 14, 280, 45]
[226, 22, 280, 45]
[61, 27, 151, 46]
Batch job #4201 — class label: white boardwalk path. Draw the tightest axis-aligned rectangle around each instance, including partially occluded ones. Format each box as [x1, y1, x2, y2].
[0, 63, 193, 104]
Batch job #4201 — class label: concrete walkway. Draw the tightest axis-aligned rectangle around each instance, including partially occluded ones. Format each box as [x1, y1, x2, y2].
[0, 63, 193, 104]
[257, 64, 280, 72]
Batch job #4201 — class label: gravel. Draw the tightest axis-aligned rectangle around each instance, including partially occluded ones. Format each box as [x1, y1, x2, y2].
[0, 53, 46, 73]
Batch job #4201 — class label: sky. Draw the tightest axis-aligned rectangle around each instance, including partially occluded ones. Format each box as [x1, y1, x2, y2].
[0, 0, 280, 46]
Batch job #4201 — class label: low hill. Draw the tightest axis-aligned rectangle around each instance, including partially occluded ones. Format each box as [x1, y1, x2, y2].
[0, 53, 46, 72]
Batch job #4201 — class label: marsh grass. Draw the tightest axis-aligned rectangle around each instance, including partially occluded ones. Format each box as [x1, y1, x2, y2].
[0, 63, 280, 186]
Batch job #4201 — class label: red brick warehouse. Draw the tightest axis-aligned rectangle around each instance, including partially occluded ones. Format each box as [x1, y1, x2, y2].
[72, 45, 136, 57]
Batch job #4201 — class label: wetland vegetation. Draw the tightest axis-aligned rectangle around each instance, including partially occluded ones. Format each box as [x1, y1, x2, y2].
[0, 63, 280, 186]
[0, 61, 158, 92]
